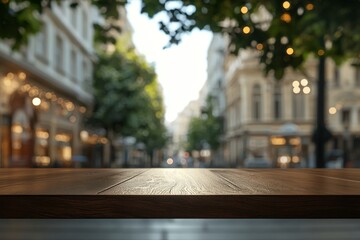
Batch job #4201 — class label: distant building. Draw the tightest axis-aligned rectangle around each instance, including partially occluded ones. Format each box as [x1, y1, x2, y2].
[170, 100, 200, 158]
[201, 34, 227, 165]
[0, 2, 96, 167]
[223, 47, 360, 168]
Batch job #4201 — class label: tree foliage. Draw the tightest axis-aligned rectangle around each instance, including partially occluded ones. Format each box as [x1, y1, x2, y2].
[88, 45, 167, 151]
[0, 0, 128, 49]
[186, 97, 222, 152]
[141, 0, 360, 79]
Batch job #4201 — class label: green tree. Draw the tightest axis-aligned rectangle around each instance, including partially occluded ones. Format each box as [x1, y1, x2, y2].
[88, 45, 167, 166]
[140, 0, 360, 167]
[187, 97, 222, 155]
[0, 0, 127, 49]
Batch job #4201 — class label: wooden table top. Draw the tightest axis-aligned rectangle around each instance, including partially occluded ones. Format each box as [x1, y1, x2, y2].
[1, 168, 360, 218]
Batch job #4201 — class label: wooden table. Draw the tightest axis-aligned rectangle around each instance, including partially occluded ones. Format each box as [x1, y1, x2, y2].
[0, 168, 360, 218]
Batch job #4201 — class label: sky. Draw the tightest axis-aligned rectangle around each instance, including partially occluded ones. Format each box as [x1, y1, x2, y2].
[126, 1, 212, 123]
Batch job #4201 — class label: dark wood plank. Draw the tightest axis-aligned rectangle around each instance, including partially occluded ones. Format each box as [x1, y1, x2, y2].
[211, 169, 360, 194]
[0, 169, 147, 194]
[0, 169, 360, 218]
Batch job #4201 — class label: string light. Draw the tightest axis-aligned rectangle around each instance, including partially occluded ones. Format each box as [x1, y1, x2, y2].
[329, 107, 337, 114]
[282, 1, 291, 9]
[303, 86, 311, 94]
[306, 3, 314, 11]
[18, 72, 26, 81]
[256, 43, 263, 50]
[32, 97, 41, 106]
[242, 26, 251, 34]
[240, 6, 248, 14]
[281, 13, 291, 23]
[286, 47, 294, 55]
[318, 49, 325, 56]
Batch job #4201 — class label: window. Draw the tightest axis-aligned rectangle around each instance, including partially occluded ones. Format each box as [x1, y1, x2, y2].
[71, 8, 77, 29]
[342, 109, 350, 125]
[55, 35, 64, 73]
[334, 67, 340, 87]
[82, 10, 88, 39]
[355, 67, 360, 87]
[252, 84, 261, 120]
[71, 48, 77, 82]
[273, 84, 282, 120]
[35, 25, 47, 58]
[292, 94, 304, 120]
[82, 60, 88, 82]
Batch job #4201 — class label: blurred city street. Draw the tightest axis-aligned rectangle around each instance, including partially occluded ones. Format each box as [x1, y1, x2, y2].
[1, 219, 360, 240]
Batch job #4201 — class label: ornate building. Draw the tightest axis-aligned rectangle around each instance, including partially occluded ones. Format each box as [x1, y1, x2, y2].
[223, 48, 360, 168]
[0, 2, 96, 167]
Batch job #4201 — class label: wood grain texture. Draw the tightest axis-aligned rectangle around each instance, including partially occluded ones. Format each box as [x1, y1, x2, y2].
[100, 169, 242, 195]
[0, 168, 360, 218]
[0, 169, 147, 194]
[211, 169, 360, 194]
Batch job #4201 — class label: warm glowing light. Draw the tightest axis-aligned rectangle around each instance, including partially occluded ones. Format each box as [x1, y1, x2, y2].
[300, 79, 308, 86]
[66, 102, 75, 111]
[271, 137, 286, 145]
[279, 155, 291, 164]
[32, 97, 41, 106]
[281, 13, 291, 23]
[12, 125, 23, 134]
[36, 130, 49, 139]
[18, 72, 26, 80]
[292, 81, 300, 88]
[79, 106, 87, 113]
[292, 156, 300, 163]
[242, 26, 251, 34]
[329, 107, 337, 115]
[303, 86, 311, 94]
[29, 88, 39, 97]
[240, 6, 248, 14]
[34, 156, 51, 166]
[45, 92, 52, 99]
[282, 1, 291, 9]
[6, 72, 14, 79]
[256, 43, 263, 50]
[3, 77, 11, 86]
[318, 49, 325, 56]
[80, 131, 89, 141]
[40, 101, 49, 111]
[306, 3, 314, 11]
[167, 158, 174, 165]
[55, 133, 71, 142]
[286, 47, 294, 55]
[293, 87, 301, 94]
[289, 137, 301, 145]
[62, 146, 72, 161]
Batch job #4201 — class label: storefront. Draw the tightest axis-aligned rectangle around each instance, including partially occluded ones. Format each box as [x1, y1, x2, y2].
[0, 71, 87, 167]
[269, 123, 310, 168]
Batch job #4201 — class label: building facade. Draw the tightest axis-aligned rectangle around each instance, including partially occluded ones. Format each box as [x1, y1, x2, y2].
[169, 100, 200, 159]
[0, 2, 96, 167]
[223, 47, 360, 168]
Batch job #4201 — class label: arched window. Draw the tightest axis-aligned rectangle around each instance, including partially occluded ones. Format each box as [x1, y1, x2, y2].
[273, 84, 282, 120]
[253, 84, 261, 120]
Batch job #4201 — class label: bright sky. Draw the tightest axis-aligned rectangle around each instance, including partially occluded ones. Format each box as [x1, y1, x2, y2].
[126, 1, 212, 123]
